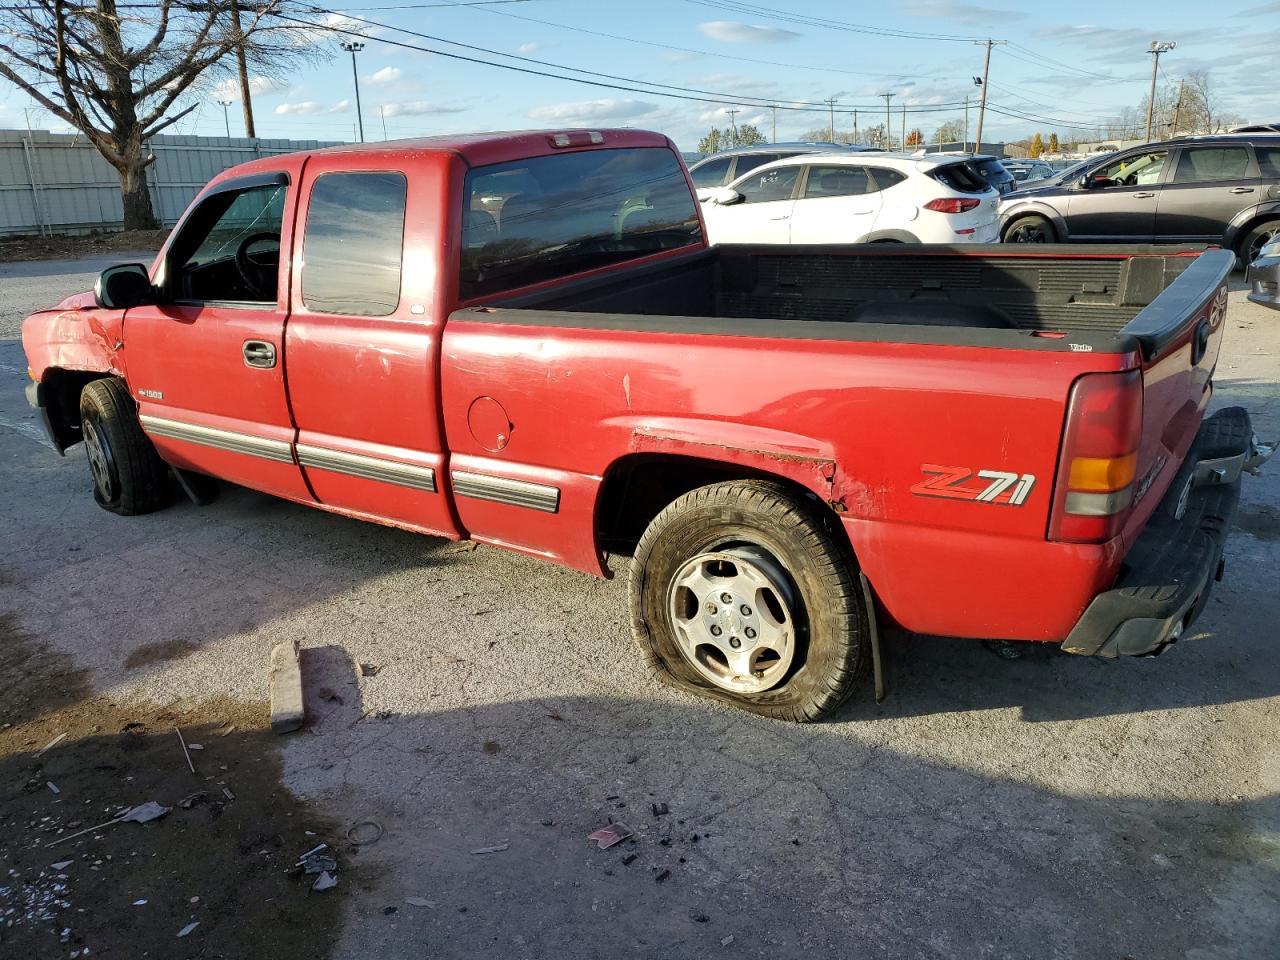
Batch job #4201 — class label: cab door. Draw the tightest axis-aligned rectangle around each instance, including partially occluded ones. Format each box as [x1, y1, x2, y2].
[1063, 149, 1169, 241]
[125, 167, 311, 501]
[702, 163, 800, 245]
[283, 154, 461, 537]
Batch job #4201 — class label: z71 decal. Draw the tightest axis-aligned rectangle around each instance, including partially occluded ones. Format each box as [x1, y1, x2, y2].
[910, 465, 1036, 506]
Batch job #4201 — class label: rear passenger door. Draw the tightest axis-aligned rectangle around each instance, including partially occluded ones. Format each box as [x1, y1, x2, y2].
[283, 155, 461, 538]
[787, 165, 883, 242]
[1155, 145, 1261, 242]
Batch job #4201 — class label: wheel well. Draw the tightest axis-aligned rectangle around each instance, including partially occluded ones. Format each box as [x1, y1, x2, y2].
[595, 454, 836, 560]
[1002, 211, 1054, 239]
[40, 369, 114, 450]
[1232, 213, 1280, 254]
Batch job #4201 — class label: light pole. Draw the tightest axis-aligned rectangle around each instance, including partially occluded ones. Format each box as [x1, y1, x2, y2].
[878, 93, 893, 148]
[972, 39, 1005, 155]
[1145, 40, 1176, 143]
[825, 97, 836, 142]
[726, 107, 740, 146]
[217, 99, 233, 139]
[342, 40, 366, 143]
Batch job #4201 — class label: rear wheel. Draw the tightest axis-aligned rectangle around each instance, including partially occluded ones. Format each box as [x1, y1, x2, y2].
[79, 378, 171, 515]
[1003, 214, 1056, 244]
[629, 480, 869, 722]
[1239, 219, 1280, 267]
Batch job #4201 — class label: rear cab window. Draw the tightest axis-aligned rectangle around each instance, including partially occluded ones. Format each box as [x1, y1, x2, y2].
[301, 172, 408, 316]
[460, 147, 702, 301]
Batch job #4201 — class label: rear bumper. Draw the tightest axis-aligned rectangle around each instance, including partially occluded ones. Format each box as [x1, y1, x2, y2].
[1247, 250, 1280, 309]
[1061, 406, 1273, 658]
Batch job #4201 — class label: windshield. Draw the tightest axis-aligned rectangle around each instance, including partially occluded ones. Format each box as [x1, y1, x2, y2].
[460, 147, 702, 301]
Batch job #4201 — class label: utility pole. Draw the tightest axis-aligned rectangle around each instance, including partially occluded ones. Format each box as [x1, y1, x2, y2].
[342, 41, 366, 143]
[973, 39, 1005, 156]
[726, 107, 740, 146]
[878, 92, 893, 148]
[901, 104, 907, 151]
[853, 108, 858, 145]
[229, 0, 255, 137]
[964, 95, 970, 152]
[1170, 78, 1185, 136]
[217, 99, 233, 138]
[380, 105, 388, 140]
[769, 105, 777, 143]
[825, 97, 836, 142]
[1145, 40, 1176, 142]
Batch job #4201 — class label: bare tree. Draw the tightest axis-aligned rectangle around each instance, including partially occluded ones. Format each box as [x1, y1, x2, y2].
[0, 1, 328, 229]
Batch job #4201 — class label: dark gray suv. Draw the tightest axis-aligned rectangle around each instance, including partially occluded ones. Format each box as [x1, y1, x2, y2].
[999, 135, 1280, 264]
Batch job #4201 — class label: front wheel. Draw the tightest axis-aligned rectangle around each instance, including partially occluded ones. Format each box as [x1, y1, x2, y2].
[1003, 214, 1056, 244]
[629, 480, 869, 722]
[1239, 219, 1280, 268]
[79, 378, 171, 515]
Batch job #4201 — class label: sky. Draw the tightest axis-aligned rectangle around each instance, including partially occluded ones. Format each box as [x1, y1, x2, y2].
[2, 0, 1278, 150]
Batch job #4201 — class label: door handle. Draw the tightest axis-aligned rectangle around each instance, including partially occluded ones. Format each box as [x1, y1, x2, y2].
[1132, 192, 1155, 199]
[242, 340, 277, 369]
[1229, 186, 1255, 194]
[768, 215, 790, 220]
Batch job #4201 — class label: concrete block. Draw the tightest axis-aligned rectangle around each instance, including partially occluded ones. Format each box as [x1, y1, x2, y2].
[270, 639, 304, 734]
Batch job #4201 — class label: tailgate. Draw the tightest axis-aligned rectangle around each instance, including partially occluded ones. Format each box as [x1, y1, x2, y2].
[1121, 249, 1235, 535]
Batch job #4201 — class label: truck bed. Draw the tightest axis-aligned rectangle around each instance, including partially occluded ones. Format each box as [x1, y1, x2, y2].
[484, 244, 1221, 356]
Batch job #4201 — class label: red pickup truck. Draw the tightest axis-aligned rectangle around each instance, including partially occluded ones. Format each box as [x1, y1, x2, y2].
[22, 129, 1273, 721]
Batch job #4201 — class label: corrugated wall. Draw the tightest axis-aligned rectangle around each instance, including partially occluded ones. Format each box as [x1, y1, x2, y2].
[0, 129, 340, 236]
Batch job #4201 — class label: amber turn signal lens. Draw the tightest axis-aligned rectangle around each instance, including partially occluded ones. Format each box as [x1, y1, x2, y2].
[1067, 452, 1138, 492]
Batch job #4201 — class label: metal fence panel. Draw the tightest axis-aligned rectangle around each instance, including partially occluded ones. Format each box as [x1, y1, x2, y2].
[0, 129, 339, 236]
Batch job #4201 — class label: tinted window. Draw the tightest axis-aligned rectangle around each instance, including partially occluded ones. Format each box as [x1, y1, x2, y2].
[459, 147, 701, 300]
[1257, 146, 1280, 179]
[803, 165, 871, 198]
[734, 153, 782, 177]
[736, 165, 801, 203]
[930, 163, 987, 193]
[302, 172, 407, 316]
[1173, 147, 1250, 183]
[869, 168, 907, 191]
[691, 156, 732, 188]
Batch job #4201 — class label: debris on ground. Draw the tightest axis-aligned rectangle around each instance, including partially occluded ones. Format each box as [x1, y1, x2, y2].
[270, 640, 306, 734]
[621, 853, 638, 865]
[175, 728, 196, 773]
[470, 841, 510, 855]
[178, 791, 207, 809]
[405, 897, 436, 908]
[50, 861, 72, 871]
[587, 822, 633, 849]
[120, 801, 170, 824]
[176, 921, 199, 938]
[46, 781, 60, 794]
[312, 872, 338, 892]
[35, 732, 67, 757]
[654, 869, 671, 883]
[359, 663, 381, 677]
[346, 820, 383, 846]
[721, 935, 735, 946]
[651, 802, 669, 817]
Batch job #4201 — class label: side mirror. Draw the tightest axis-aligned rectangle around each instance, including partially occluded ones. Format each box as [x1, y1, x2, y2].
[706, 187, 744, 206]
[95, 263, 156, 309]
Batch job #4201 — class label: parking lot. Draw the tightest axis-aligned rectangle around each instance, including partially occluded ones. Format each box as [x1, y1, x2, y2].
[2, 255, 1278, 959]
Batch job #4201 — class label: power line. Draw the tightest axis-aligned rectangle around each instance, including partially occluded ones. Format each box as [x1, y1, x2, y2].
[682, 0, 986, 43]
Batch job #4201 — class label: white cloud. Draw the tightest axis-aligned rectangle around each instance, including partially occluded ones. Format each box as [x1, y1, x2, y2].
[274, 101, 323, 116]
[212, 76, 288, 102]
[366, 66, 401, 86]
[517, 41, 541, 54]
[329, 99, 351, 113]
[899, 0, 1024, 25]
[382, 100, 466, 118]
[528, 98, 661, 124]
[697, 20, 801, 44]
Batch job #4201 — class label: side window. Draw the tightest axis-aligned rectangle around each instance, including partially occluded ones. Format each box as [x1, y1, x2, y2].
[1173, 147, 1251, 183]
[734, 153, 782, 177]
[736, 166, 800, 203]
[301, 172, 407, 316]
[1095, 151, 1167, 188]
[867, 168, 907, 192]
[168, 181, 287, 303]
[690, 156, 732, 188]
[803, 165, 871, 198]
[1257, 146, 1280, 179]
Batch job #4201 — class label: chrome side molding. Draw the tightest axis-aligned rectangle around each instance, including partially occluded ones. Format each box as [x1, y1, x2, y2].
[450, 470, 560, 513]
[139, 415, 294, 464]
[297, 444, 436, 492]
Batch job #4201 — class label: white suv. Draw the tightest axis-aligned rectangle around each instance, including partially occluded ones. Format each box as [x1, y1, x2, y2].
[700, 153, 1001, 246]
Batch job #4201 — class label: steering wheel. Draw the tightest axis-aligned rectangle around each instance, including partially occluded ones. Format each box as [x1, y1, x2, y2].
[234, 232, 280, 300]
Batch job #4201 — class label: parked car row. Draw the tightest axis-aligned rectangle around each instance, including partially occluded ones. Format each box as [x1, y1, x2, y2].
[687, 134, 1280, 274]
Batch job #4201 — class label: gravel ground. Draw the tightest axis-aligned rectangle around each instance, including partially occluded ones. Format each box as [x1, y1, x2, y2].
[1, 256, 1277, 960]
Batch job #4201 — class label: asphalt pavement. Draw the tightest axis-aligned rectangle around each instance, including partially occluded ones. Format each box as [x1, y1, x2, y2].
[1, 255, 1277, 959]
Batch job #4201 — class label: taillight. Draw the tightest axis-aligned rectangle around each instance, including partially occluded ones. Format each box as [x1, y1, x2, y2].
[924, 198, 981, 214]
[1048, 370, 1143, 543]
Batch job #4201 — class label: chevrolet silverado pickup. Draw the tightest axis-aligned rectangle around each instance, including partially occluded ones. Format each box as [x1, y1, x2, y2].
[21, 129, 1273, 721]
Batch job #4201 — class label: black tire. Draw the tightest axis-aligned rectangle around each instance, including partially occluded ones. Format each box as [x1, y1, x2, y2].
[1238, 219, 1280, 268]
[79, 378, 171, 515]
[1003, 214, 1056, 244]
[629, 480, 869, 722]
